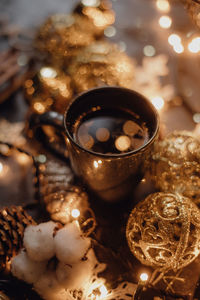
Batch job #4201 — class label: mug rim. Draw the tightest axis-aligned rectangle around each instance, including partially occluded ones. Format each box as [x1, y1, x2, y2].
[64, 86, 160, 158]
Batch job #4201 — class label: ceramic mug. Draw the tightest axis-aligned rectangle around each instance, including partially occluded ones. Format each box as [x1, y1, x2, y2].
[30, 86, 159, 202]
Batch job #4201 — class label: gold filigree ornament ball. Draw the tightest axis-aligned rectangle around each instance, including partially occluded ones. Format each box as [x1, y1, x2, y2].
[73, 0, 115, 37]
[126, 192, 200, 271]
[68, 41, 135, 93]
[149, 131, 200, 204]
[24, 66, 73, 114]
[35, 13, 96, 66]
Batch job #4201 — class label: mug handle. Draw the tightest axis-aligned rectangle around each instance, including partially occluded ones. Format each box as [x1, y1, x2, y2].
[29, 111, 68, 159]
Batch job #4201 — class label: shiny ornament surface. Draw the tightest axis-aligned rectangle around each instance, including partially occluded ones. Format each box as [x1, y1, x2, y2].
[24, 66, 73, 114]
[68, 41, 135, 93]
[35, 13, 95, 65]
[126, 192, 200, 271]
[150, 131, 200, 204]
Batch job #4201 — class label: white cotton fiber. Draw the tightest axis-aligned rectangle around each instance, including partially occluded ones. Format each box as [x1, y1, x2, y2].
[54, 222, 91, 264]
[56, 256, 93, 290]
[23, 221, 57, 261]
[11, 249, 47, 284]
[34, 270, 63, 300]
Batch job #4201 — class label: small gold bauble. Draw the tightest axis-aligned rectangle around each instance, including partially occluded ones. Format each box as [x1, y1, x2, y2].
[68, 41, 135, 93]
[126, 192, 200, 271]
[150, 131, 200, 204]
[35, 13, 96, 65]
[73, 0, 115, 37]
[24, 66, 73, 114]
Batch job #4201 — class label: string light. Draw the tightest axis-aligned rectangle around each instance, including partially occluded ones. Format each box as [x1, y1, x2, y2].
[0, 162, 3, 174]
[71, 209, 81, 219]
[159, 16, 172, 29]
[188, 37, 200, 53]
[168, 34, 181, 46]
[134, 272, 149, 300]
[156, 0, 170, 13]
[173, 43, 184, 54]
[150, 96, 165, 111]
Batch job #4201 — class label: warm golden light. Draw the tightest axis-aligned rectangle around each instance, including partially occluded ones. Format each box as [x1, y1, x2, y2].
[156, 0, 170, 12]
[16, 153, 30, 165]
[151, 96, 165, 111]
[188, 37, 200, 53]
[115, 135, 131, 152]
[40, 67, 57, 78]
[91, 284, 108, 300]
[82, 0, 100, 7]
[140, 273, 148, 282]
[93, 160, 99, 168]
[99, 284, 108, 299]
[33, 102, 46, 114]
[0, 162, 3, 174]
[168, 34, 181, 46]
[143, 45, 156, 57]
[159, 16, 172, 28]
[71, 209, 80, 218]
[173, 43, 184, 54]
[96, 128, 110, 142]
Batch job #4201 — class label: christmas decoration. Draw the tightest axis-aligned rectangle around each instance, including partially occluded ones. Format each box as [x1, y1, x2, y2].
[182, 0, 200, 29]
[68, 41, 135, 93]
[149, 131, 200, 204]
[73, 0, 115, 37]
[24, 66, 73, 114]
[0, 206, 36, 272]
[36, 159, 96, 235]
[35, 13, 96, 66]
[126, 192, 200, 271]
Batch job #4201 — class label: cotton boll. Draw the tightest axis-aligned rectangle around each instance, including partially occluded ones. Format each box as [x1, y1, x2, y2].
[24, 221, 57, 261]
[34, 270, 63, 300]
[56, 255, 93, 289]
[54, 222, 91, 264]
[11, 249, 47, 284]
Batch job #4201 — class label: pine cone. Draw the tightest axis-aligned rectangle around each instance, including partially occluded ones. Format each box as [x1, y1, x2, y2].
[0, 206, 36, 272]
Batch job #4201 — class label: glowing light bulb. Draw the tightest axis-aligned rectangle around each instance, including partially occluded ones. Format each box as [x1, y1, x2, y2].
[188, 37, 200, 53]
[0, 162, 3, 174]
[99, 285, 108, 299]
[71, 209, 80, 218]
[151, 96, 165, 111]
[168, 34, 181, 46]
[159, 16, 172, 28]
[94, 160, 99, 168]
[140, 273, 148, 282]
[143, 45, 156, 57]
[82, 0, 100, 7]
[173, 43, 184, 54]
[33, 102, 45, 114]
[40, 67, 57, 78]
[156, 0, 170, 12]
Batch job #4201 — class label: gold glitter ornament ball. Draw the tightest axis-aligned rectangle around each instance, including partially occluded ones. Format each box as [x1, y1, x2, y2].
[68, 41, 135, 93]
[73, 0, 115, 37]
[35, 13, 95, 65]
[126, 192, 200, 271]
[24, 66, 73, 114]
[150, 131, 200, 204]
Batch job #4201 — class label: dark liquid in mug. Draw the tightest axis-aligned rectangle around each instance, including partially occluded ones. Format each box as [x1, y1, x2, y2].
[73, 108, 149, 154]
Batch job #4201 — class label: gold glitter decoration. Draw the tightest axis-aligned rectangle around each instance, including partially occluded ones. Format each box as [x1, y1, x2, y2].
[126, 192, 200, 271]
[181, 0, 200, 29]
[74, 0, 115, 37]
[149, 131, 200, 204]
[24, 66, 73, 114]
[35, 13, 96, 66]
[68, 41, 135, 93]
